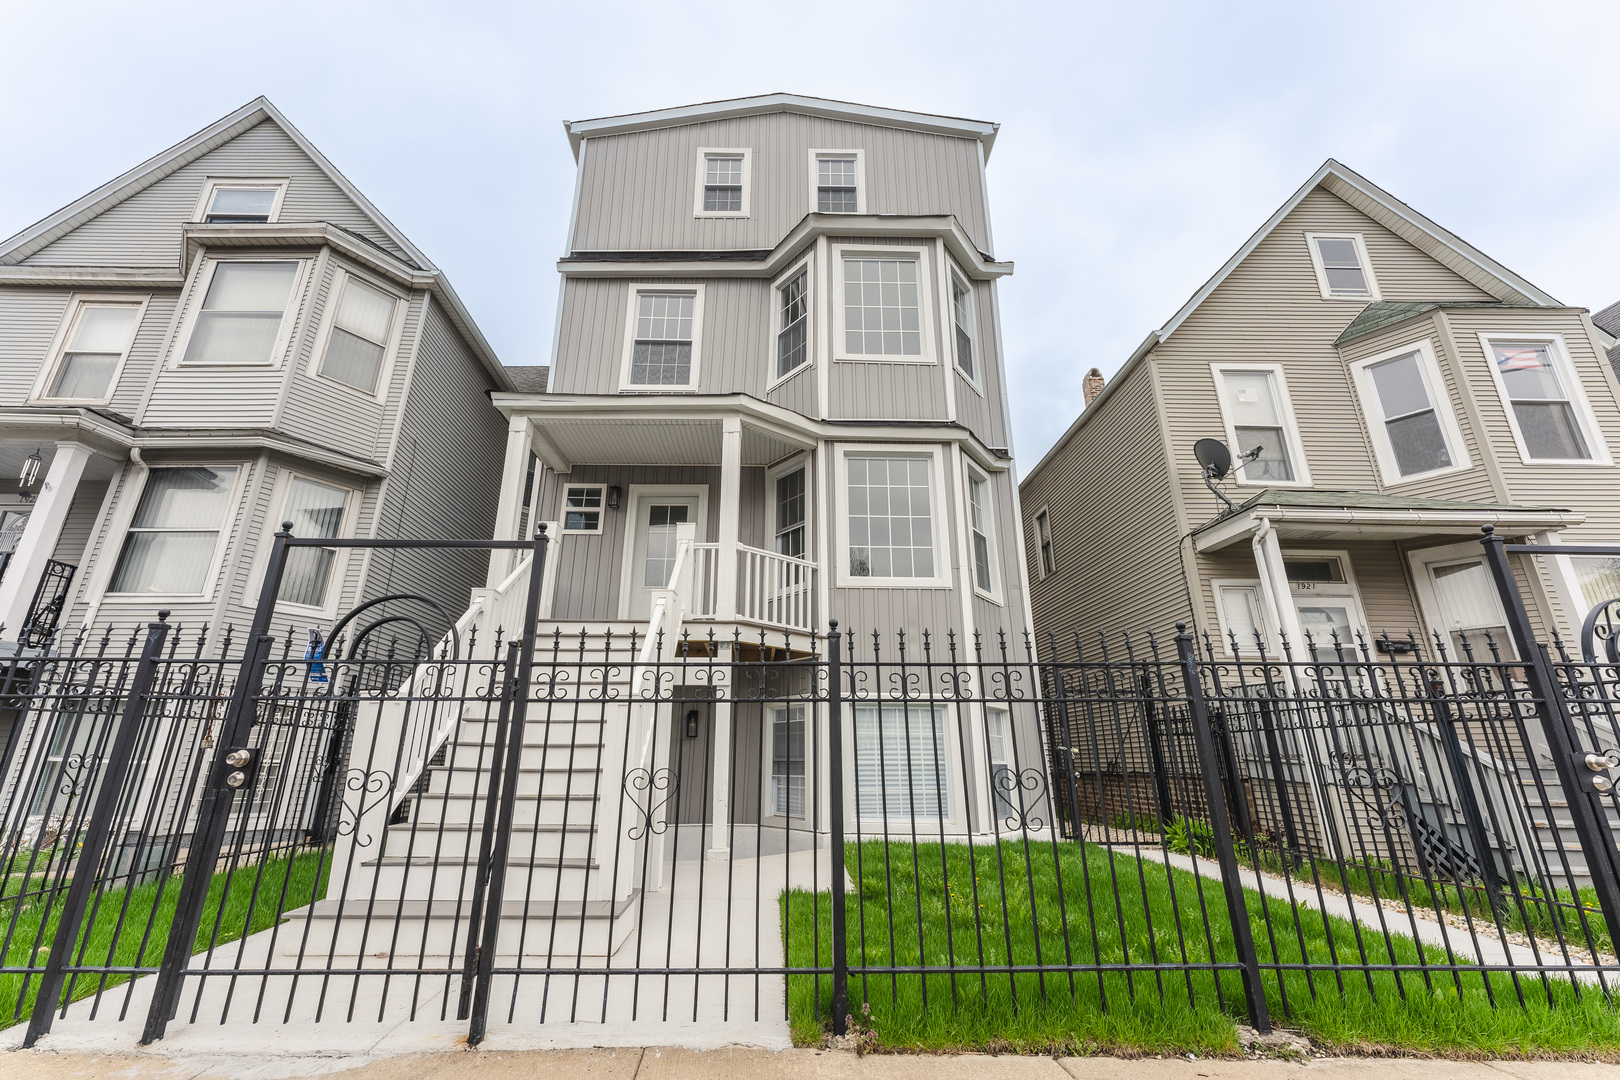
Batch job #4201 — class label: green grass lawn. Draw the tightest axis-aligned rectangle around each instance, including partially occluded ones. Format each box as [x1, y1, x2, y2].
[781, 839, 1620, 1056]
[0, 847, 329, 1029]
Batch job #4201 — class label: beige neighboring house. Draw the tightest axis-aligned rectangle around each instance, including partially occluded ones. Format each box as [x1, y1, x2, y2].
[1020, 159, 1620, 658]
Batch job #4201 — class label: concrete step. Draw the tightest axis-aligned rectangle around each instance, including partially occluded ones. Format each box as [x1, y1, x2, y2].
[359, 856, 601, 902]
[280, 894, 639, 959]
[424, 765, 604, 798]
[407, 792, 602, 827]
[442, 741, 607, 771]
[381, 822, 599, 860]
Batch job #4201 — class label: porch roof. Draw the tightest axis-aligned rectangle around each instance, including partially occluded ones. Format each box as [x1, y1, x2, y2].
[1192, 488, 1582, 552]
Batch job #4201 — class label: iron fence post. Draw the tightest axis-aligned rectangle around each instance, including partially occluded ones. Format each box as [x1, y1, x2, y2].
[141, 523, 294, 1044]
[459, 638, 522, 1021]
[24, 611, 171, 1046]
[1424, 674, 1506, 914]
[1140, 670, 1175, 826]
[1175, 623, 1271, 1033]
[1480, 526, 1620, 949]
[827, 620, 849, 1037]
[467, 525, 548, 1046]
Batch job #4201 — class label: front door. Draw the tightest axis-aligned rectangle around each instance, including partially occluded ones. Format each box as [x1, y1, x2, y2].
[1283, 552, 1370, 652]
[627, 492, 702, 619]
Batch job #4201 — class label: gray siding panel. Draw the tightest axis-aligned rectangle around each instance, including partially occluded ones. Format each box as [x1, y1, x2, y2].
[574, 115, 989, 255]
[24, 121, 407, 267]
[0, 289, 70, 405]
[827, 362, 946, 420]
[50, 479, 109, 566]
[764, 364, 817, 416]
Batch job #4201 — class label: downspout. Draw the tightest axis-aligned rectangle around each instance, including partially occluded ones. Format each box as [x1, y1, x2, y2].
[81, 447, 148, 631]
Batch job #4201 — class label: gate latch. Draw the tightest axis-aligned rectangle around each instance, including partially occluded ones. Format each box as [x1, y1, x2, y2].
[222, 746, 260, 791]
[1584, 750, 1620, 793]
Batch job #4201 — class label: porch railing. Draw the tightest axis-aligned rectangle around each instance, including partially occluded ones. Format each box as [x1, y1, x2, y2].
[688, 541, 817, 633]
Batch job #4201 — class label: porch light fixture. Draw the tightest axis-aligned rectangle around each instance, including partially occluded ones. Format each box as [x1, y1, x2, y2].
[685, 709, 700, 738]
[607, 485, 623, 511]
[17, 449, 43, 501]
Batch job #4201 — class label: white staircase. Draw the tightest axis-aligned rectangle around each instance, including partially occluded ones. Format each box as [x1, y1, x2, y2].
[285, 523, 702, 967]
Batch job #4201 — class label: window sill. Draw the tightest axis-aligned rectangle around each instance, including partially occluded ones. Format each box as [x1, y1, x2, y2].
[618, 386, 698, 394]
[765, 363, 812, 392]
[834, 355, 937, 365]
[836, 575, 952, 590]
[973, 586, 1003, 606]
[955, 368, 985, 396]
[694, 212, 750, 220]
[28, 396, 114, 407]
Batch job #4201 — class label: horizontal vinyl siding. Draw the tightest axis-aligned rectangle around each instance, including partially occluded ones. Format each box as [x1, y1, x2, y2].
[49, 479, 109, 566]
[574, 115, 990, 254]
[1020, 362, 1188, 649]
[0, 289, 70, 404]
[24, 120, 407, 267]
[359, 301, 506, 626]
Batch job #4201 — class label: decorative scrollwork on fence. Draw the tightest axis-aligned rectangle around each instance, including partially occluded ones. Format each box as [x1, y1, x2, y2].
[57, 753, 99, 799]
[335, 768, 393, 848]
[1330, 750, 1407, 831]
[624, 768, 678, 841]
[1579, 595, 1620, 665]
[993, 766, 1049, 833]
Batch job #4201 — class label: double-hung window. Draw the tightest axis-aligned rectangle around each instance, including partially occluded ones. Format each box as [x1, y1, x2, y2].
[854, 703, 950, 822]
[278, 477, 348, 609]
[695, 150, 749, 215]
[985, 705, 1016, 827]
[951, 272, 976, 381]
[811, 150, 863, 214]
[1351, 341, 1466, 483]
[319, 275, 397, 394]
[1483, 336, 1600, 462]
[776, 268, 808, 379]
[39, 300, 142, 402]
[1305, 233, 1379, 300]
[622, 288, 700, 389]
[1034, 508, 1055, 578]
[196, 179, 286, 224]
[1211, 365, 1309, 485]
[109, 467, 238, 595]
[562, 485, 605, 533]
[843, 452, 939, 583]
[774, 466, 807, 558]
[769, 704, 807, 818]
[967, 470, 995, 597]
[183, 261, 300, 366]
[842, 257, 922, 358]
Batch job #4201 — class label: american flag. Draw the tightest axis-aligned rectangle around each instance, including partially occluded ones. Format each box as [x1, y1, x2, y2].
[1496, 347, 1545, 372]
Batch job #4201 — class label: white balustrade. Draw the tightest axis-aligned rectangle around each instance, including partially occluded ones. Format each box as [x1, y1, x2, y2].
[735, 544, 817, 633]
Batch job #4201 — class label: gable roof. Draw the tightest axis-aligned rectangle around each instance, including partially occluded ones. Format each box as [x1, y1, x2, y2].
[563, 93, 999, 161]
[0, 96, 432, 270]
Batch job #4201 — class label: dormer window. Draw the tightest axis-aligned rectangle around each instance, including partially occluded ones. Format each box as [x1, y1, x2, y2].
[811, 150, 863, 214]
[1304, 232, 1379, 300]
[694, 149, 750, 217]
[195, 179, 287, 224]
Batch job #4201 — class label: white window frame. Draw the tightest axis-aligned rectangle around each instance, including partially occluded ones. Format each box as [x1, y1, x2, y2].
[1283, 548, 1372, 651]
[693, 148, 752, 218]
[768, 256, 813, 389]
[1209, 362, 1313, 487]
[762, 702, 811, 824]
[833, 243, 936, 364]
[1033, 505, 1055, 580]
[615, 484, 709, 620]
[808, 149, 865, 215]
[102, 463, 245, 602]
[560, 484, 606, 534]
[306, 266, 407, 399]
[256, 469, 359, 618]
[852, 701, 963, 828]
[1476, 331, 1610, 466]
[618, 284, 705, 392]
[1348, 338, 1471, 485]
[1303, 231, 1380, 301]
[29, 294, 150, 405]
[171, 256, 310, 370]
[832, 442, 950, 589]
[948, 265, 982, 390]
[191, 177, 290, 224]
[964, 466, 1000, 603]
[1407, 539, 1520, 659]
[1211, 578, 1274, 656]
[769, 456, 812, 560]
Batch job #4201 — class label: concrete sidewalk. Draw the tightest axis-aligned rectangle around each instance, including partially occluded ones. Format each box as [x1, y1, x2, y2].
[3, 1047, 1616, 1080]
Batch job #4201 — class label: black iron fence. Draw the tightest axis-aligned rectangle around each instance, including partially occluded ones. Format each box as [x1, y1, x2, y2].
[0, 526, 1615, 1047]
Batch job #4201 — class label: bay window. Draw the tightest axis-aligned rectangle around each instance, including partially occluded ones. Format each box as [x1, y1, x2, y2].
[839, 449, 945, 586]
[277, 476, 349, 609]
[854, 703, 950, 823]
[109, 466, 238, 595]
[1483, 336, 1601, 463]
[182, 261, 299, 366]
[1351, 341, 1466, 483]
[319, 275, 397, 394]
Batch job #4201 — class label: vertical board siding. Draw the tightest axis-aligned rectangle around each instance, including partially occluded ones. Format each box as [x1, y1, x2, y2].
[967, 468, 1025, 640]
[573, 115, 989, 254]
[1020, 362, 1187, 643]
[765, 364, 817, 415]
[359, 301, 507, 626]
[827, 362, 947, 420]
[23, 121, 408, 267]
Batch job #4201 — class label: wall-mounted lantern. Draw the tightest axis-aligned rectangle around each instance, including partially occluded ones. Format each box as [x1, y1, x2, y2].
[685, 708, 700, 739]
[607, 485, 623, 512]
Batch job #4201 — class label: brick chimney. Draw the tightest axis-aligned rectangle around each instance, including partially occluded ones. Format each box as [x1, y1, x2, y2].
[1082, 367, 1106, 406]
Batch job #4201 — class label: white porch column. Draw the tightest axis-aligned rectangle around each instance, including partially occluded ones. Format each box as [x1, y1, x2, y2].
[0, 442, 93, 637]
[716, 417, 742, 619]
[708, 639, 733, 860]
[486, 416, 533, 587]
[1249, 516, 1305, 650]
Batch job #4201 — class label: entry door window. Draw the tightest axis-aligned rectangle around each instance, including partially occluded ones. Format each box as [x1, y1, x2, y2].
[1427, 558, 1513, 657]
[1285, 554, 1367, 651]
[628, 493, 700, 619]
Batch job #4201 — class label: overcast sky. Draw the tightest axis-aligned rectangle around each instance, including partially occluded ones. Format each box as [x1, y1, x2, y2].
[5, 1, 1619, 469]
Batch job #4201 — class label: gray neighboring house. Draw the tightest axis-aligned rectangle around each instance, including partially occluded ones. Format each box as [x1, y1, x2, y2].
[0, 97, 514, 648]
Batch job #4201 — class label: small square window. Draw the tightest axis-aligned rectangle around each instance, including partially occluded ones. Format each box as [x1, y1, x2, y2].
[811, 150, 863, 214]
[1304, 232, 1379, 300]
[195, 179, 287, 225]
[562, 486, 605, 532]
[694, 149, 750, 217]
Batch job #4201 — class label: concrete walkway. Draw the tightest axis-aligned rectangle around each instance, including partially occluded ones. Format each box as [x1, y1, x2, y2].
[2, 1047, 1616, 1080]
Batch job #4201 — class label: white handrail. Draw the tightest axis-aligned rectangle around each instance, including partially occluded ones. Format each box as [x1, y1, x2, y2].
[735, 543, 816, 632]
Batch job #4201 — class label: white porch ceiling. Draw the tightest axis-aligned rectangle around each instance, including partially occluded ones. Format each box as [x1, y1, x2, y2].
[531, 418, 807, 467]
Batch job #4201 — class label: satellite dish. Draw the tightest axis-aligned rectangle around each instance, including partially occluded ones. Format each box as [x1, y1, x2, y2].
[1193, 438, 1232, 480]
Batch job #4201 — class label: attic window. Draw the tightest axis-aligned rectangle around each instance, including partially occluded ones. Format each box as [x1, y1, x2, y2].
[694, 149, 751, 217]
[1304, 232, 1379, 300]
[811, 151, 863, 214]
[196, 179, 287, 224]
